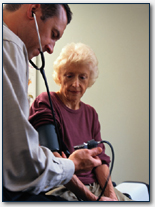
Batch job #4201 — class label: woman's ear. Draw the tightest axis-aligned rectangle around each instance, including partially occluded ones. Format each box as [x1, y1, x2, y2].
[58, 74, 61, 85]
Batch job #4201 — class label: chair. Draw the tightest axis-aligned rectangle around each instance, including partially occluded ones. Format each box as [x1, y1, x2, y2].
[115, 181, 149, 201]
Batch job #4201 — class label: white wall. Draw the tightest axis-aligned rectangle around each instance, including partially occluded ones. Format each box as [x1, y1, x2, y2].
[36, 4, 149, 185]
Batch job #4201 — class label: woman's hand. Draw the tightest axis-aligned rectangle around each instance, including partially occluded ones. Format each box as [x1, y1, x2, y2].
[53, 151, 66, 158]
[98, 196, 118, 201]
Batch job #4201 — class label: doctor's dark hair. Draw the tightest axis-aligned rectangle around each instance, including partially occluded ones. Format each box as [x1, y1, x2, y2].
[4, 4, 72, 24]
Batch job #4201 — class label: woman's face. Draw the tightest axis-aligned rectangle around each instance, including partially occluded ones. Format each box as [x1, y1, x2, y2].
[58, 64, 90, 106]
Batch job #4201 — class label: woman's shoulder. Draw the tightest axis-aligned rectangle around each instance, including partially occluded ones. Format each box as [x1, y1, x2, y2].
[36, 91, 48, 100]
[37, 91, 55, 99]
[35, 91, 56, 104]
[81, 101, 97, 115]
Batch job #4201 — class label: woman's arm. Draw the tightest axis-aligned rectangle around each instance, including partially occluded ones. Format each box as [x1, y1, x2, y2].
[94, 164, 118, 200]
[65, 174, 98, 201]
[65, 174, 117, 201]
[54, 152, 97, 201]
[54, 152, 115, 201]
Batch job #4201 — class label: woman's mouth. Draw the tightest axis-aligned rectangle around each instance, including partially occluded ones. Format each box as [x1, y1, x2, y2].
[69, 90, 80, 94]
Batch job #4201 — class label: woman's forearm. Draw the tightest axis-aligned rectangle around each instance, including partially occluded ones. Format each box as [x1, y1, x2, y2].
[95, 164, 118, 200]
[53, 152, 98, 201]
[65, 174, 98, 201]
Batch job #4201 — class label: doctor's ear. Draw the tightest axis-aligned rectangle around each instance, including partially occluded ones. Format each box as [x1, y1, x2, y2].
[31, 11, 34, 17]
[27, 4, 40, 19]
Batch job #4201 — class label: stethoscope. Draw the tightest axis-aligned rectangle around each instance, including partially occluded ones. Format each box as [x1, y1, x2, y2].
[29, 12, 65, 155]
[29, 12, 45, 71]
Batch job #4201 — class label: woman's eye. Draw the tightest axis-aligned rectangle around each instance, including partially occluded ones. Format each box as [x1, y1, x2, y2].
[80, 75, 87, 80]
[66, 74, 73, 78]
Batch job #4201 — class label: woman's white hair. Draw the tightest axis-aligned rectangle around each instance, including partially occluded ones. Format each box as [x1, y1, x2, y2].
[53, 42, 98, 87]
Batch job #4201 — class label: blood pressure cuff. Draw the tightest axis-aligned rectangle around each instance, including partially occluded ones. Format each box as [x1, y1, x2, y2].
[37, 124, 60, 152]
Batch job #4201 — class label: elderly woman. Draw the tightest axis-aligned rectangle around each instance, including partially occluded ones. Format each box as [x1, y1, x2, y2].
[29, 43, 131, 201]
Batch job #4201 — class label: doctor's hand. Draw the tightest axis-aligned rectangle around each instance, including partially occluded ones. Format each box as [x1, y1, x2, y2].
[68, 147, 102, 174]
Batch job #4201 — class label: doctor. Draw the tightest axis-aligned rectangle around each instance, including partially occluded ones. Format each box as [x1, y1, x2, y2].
[3, 4, 103, 201]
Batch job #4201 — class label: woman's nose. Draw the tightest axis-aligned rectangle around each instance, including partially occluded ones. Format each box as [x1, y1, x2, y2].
[72, 78, 79, 87]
